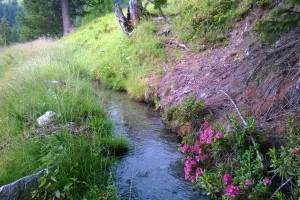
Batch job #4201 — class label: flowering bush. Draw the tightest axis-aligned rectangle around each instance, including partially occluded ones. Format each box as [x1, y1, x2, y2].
[180, 115, 300, 199]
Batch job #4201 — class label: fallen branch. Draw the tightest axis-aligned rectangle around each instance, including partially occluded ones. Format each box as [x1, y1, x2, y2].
[220, 90, 264, 168]
[271, 177, 293, 199]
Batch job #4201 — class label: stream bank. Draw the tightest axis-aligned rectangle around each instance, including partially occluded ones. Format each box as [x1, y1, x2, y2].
[98, 88, 209, 200]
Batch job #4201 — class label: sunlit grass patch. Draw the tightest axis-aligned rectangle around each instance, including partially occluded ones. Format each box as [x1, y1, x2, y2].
[0, 43, 128, 199]
[66, 13, 165, 99]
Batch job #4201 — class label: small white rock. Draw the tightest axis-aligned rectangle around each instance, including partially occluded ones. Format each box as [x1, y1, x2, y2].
[37, 111, 56, 127]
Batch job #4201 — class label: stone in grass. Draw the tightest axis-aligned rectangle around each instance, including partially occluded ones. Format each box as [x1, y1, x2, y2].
[37, 111, 57, 127]
[0, 169, 47, 200]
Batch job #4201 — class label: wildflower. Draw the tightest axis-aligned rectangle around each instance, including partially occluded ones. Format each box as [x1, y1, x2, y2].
[199, 128, 214, 143]
[215, 132, 224, 139]
[291, 147, 299, 156]
[205, 128, 214, 136]
[223, 173, 233, 185]
[202, 120, 209, 128]
[225, 184, 240, 198]
[191, 142, 202, 154]
[244, 179, 254, 187]
[184, 157, 196, 180]
[206, 137, 213, 144]
[195, 167, 202, 178]
[180, 144, 190, 153]
[195, 154, 208, 162]
[262, 177, 271, 186]
[195, 155, 202, 162]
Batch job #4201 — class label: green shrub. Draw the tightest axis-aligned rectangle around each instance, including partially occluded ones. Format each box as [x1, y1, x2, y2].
[163, 96, 207, 125]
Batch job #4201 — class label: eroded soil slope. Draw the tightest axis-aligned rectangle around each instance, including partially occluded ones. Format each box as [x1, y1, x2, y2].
[148, 11, 300, 139]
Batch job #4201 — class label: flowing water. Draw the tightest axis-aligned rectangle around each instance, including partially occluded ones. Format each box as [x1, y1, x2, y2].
[98, 89, 209, 200]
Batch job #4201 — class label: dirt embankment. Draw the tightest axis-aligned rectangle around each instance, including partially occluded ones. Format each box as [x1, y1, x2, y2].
[145, 11, 300, 140]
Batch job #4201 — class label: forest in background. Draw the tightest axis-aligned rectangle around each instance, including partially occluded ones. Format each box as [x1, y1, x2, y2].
[0, 0, 126, 46]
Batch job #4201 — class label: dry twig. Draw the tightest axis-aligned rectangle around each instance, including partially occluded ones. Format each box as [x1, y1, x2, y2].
[270, 177, 293, 199]
[220, 90, 264, 168]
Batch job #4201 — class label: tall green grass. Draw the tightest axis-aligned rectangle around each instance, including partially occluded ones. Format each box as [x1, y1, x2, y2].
[0, 43, 128, 199]
[66, 13, 165, 99]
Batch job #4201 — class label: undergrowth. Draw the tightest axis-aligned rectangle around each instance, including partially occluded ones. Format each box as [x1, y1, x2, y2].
[173, 0, 270, 48]
[256, 0, 300, 44]
[0, 43, 128, 199]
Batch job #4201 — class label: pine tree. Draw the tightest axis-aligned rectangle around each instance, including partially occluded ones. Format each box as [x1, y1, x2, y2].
[0, 16, 10, 46]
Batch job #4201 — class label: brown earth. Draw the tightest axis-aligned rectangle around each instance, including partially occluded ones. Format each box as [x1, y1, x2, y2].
[145, 11, 300, 140]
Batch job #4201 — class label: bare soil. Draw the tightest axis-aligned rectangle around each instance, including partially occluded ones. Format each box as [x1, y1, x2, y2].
[147, 11, 300, 139]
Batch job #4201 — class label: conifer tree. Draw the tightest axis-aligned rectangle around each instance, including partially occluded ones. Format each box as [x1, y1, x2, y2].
[0, 17, 10, 46]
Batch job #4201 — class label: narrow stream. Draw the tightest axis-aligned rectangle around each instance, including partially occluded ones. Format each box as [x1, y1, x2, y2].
[98, 89, 209, 200]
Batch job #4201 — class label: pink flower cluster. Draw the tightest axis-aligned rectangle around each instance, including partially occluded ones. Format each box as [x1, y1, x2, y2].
[223, 173, 240, 198]
[223, 173, 232, 185]
[244, 179, 254, 187]
[181, 121, 224, 182]
[184, 156, 202, 181]
[225, 184, 240, 198]
[262, 177, 271, 186]
[199, 126, 223, 145]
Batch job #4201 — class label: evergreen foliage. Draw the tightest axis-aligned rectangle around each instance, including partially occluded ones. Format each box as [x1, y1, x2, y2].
[0, 16, 10, 45]
[0, 0, 22, 44]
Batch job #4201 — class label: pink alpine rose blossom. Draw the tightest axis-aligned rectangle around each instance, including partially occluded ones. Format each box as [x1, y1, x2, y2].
[206, 137, 213, 144]
[180, 144, 190, 153]
[225, 184, 240, 198]
[244, 179, 254, 187]
[202, 120, 209, 128]
[184, 157, 196, 180]
[191, 142, 202, 154]
[262, 177, 271, 186]
[223, 173, 233, 185]
[215, 132, 224, 139]
[195, 168, 202, 178]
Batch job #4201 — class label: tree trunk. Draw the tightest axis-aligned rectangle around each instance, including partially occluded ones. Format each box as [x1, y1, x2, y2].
[115, 0, 143, 34]
[114, 4, 133, 34]
[128, 0, 143, 28]
[61, 0, 72, 35]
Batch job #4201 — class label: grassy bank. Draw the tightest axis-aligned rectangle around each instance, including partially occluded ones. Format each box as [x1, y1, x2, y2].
[0, 42, 127, 199]
[0, 9, 167, 199]
[66, 13, 165, 99]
